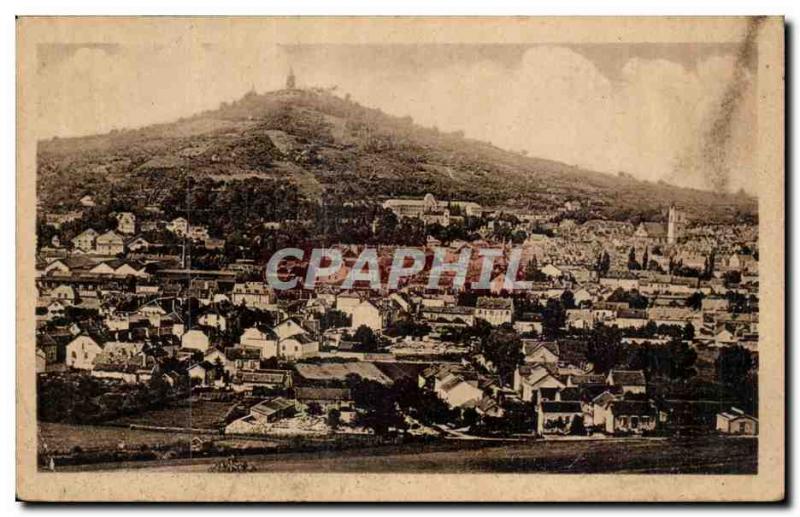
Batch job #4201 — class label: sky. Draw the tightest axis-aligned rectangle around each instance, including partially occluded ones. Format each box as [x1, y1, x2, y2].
[36, 38, 758, 194]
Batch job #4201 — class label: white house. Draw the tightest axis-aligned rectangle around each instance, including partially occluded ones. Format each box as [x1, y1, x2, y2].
[474, 297, 513, 326]
[95, 230, 125, 255]
[181, 329, 210, 353]
[351, 300, 383, 331]
[716, 407, 758, 435]
[66, 335, 103, 370]
[116, 212, 136, 235]
[278, 334, 320, 361]
[239, 326, 278, 359]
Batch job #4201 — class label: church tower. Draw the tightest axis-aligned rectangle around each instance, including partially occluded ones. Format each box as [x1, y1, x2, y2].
[286, 67, 296, 89]
[667, 204, 680, 245]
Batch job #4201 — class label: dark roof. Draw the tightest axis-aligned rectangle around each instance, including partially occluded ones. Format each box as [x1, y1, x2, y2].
[609, 370, 646, 386]
[568, 374, 606, 386]
[540, 401, 582, 413]
[251, 397, 296, 417]
[476, 297, 513, 310]
[295, 386, 352, 401]
[558, 387, 581, 401]
[610, 400, 656, 416]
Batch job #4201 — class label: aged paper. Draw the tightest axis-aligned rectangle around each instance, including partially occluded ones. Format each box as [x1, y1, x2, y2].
[17, 16, 784, 502]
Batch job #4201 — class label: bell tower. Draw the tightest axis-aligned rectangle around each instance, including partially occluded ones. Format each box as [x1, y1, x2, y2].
[667, 204, 680, 245]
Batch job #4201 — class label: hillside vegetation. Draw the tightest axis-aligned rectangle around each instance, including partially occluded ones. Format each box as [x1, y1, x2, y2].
[37, 87, 756, 223]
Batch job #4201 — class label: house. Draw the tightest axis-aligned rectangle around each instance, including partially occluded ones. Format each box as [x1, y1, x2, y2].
[167, 217, 189, 236]
[198, 312, 227, 331]
[351, 299, 383, 330]
[94, 341, 146, 368]
[420, 306, 475, 327]
[231, 368, 293, 393]
[239, 326, 278, 359]
[71, 228, 98, 252]
[566, 309, 593, 330]
[634, 222, 668, 244]
[273, 318, 308, 340]
[540, 264, 563, 279]
[513, 313, 543, 335]
[716, 407, 758, 435]
[435, 374, 487, 409]
[36, 347, 47, 373]
[601, 400, 658, 435]
[474, 297, 513, 326]
[116, 212, 136, 234]
[188, 225, 210, 241]
[335, 293, 363, 315]
[514, 364, 565, 402]
[95, 230, 125, 255]
[606, 370, 647, 395]
[250, 397, 297, 422]
[126, 236, 152, 252]
[65, 335, 103, 370]
[294, 386, 353, 408]
[279, 334, 319, 360]
[231, 282, 272, 309]
[522, 340, 559, 365]
[50, 285, 77, 305]
[536, 400, 583, 435]
[188, 361, 218, 386]
[181, 329, 210, 353]
[615, 309, 649, 329]
[224, 347, 262, 376]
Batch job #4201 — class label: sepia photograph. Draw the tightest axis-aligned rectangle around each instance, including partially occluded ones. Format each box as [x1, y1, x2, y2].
[15, 15, 785, 502]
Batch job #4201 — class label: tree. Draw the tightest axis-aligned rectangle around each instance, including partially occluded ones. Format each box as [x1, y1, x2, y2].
[686, 291, 705, 311]
[716, 345, 754, 386]
[480, 324, 524, 384]
[347, 376, 406, 435]
[683, 322, 695, 341]
[586, 323, 623, 374]
[320, 309, 351, 330]
[596, 250, 611, 275]
[306, 402, 323, 416]
[352, 325, 379, 353]
[569, 414, 586, 436]
[641, 248, 649, 271]
[542, 298, 566, 339]
[560, 290, 575, 310]
[627, 247, 640, 270]
[326, 408, 342, 430]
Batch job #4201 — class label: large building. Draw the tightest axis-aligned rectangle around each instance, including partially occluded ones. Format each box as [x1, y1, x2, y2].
[634, 205, 685, 245]
[382, 193, 481, 227]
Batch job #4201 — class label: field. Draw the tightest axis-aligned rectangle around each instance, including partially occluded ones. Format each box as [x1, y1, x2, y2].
[106, 400, 234, 431]
[39, 422, 203, 454]
[53, 434, 757, 474]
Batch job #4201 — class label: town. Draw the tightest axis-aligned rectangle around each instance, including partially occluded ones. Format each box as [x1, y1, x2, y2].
[33, 78, 760, 473]
[35, 185, 759, 472]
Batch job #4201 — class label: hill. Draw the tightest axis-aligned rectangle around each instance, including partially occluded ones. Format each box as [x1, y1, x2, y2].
[37, 87, 757, 224]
